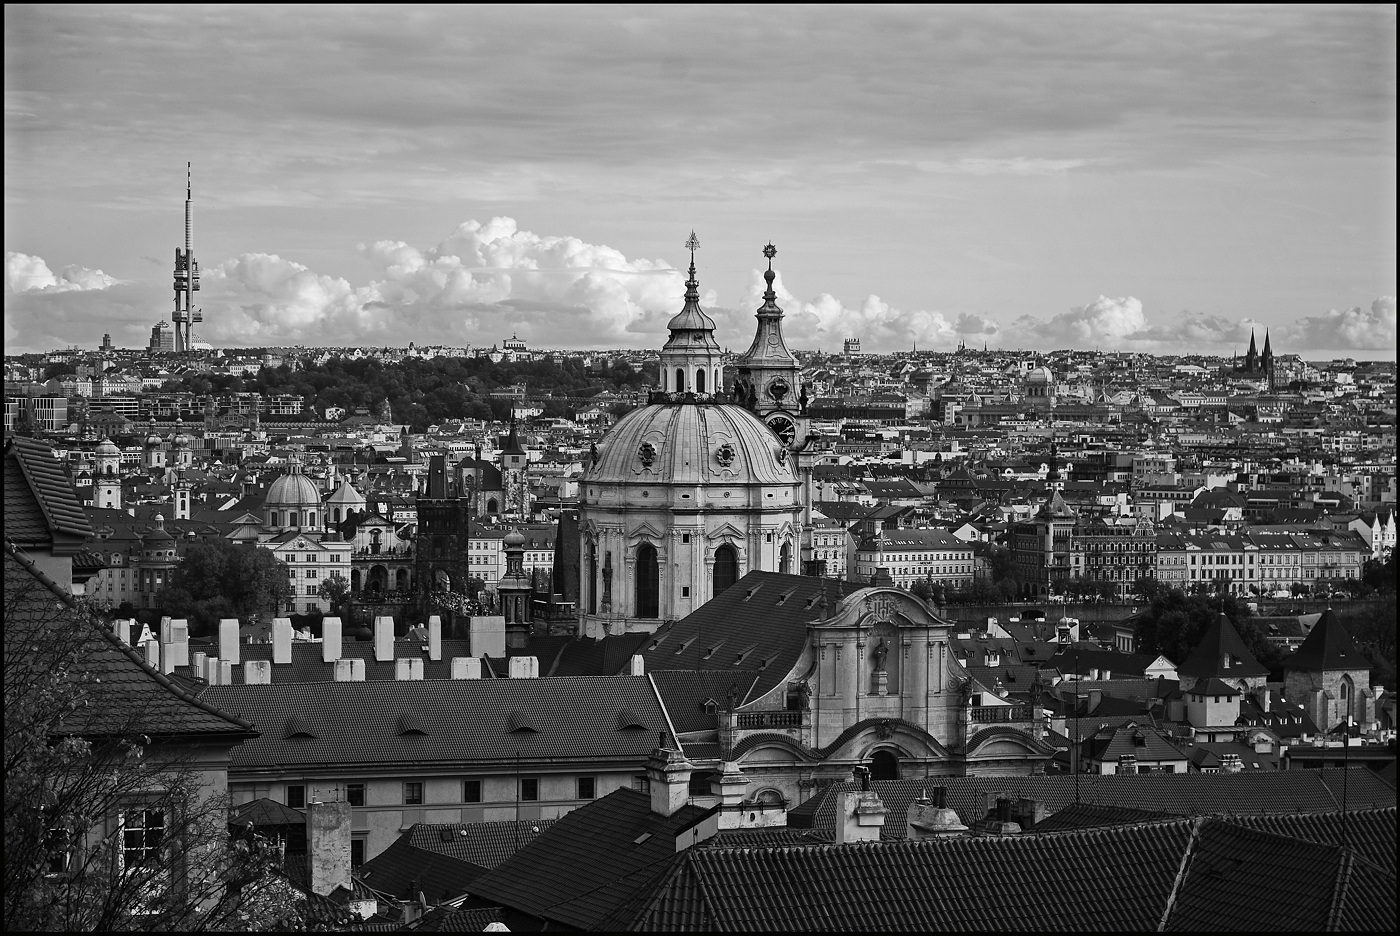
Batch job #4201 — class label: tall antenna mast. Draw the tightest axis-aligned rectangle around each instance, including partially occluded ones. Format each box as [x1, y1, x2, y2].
[171, 162, 202, 355]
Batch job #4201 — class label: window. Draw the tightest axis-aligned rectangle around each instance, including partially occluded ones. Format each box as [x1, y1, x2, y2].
[351, 836, 366, 869]
[577, 776, 596, 800]
[330, 554, 341, 563]
[520, 778, 539, 802]
[681, 533, 691, 544]
[463, 779, 482, 803]
[681, 586, 690, 598]
[287, 784, 306, 809]
[121, 807, 164, 869]
[346, 783, 365, 807]
[632, 775, 650, 794]
[404, 782, 423, 806]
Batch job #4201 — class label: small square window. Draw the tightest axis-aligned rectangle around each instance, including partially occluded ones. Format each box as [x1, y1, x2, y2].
[632, 775, 650, 794]
[346, 783, 365, 807]
[681, 533, 691, 544]
[577, 776, 596, 800]
[287, 785, 306, 809]
[520, 778, 539, 802]
[463, 779, 482, 803]
[404, 782, 423, 806]
[681, 586, 690, 598]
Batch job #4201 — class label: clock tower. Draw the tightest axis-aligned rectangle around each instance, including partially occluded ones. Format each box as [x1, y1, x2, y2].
[732, 243, 806, 448]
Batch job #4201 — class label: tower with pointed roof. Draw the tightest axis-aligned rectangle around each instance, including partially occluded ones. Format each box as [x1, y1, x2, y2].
[1284, 608, 1375, 733]
[499, 415, 530, 521]
[498, 528, 532, 645]
[732, 242, 805, 448]
[1260, 328, 1276, 389]
[659, 232, 725, 398]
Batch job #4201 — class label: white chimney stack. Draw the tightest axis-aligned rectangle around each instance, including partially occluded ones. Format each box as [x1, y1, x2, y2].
[629, 654, 645, 676]
[192, 650, 207, 676]
[244, 659, 272, 685]
[272, 617, 293, 665]
[835, 783, 886, 844]
[322, 617, 342, 663]
[374, 616, 395, 662]
[334, 658, 366, 682]
[167, 619, 189, 668]
[203, 655, 221, 685]
[219, 618, 242, 666]
[644, 745, 695, 818]
[451, 657, 481, 679]
[143, 639, 160, 669]
[508, 656, 539, 678]
[427, 615, 442, 662]
[395, 658, 424, 681]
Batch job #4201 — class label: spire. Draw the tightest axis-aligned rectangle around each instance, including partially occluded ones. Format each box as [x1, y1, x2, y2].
[761, 241, 778, 309]
[685, 230, 701, 307]
[664, 231, 718, 333]
[1262, 328, 1273, 357]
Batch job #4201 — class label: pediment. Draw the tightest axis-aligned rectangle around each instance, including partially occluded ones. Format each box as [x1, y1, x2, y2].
[706, 522, 747, 544]
[627, 520, 665, 543]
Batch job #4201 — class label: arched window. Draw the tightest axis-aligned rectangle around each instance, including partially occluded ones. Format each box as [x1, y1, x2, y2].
[1340, 674, 1354, 719]
[333, 507, 341, 523]
[487, 497, 499, 514]
[696, 369, 706, 393]
[779, 541, 792, 575]
[675, 368, 685, 393]
[870, 749, 900, 781]
[270, 511, 281, 528]
[289, 511, 300, 528]
[713, 544, 738, 597]
[636, 543, 659, 619]
[588, 545, 599, 615]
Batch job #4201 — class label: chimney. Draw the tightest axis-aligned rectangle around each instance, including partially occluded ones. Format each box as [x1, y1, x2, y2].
[427, 615, 442, 662]
[322, 617, 342, 663]
[629, 654, 645, 676]
[333, 658, 365, 682]
[244, 659, 272, 685]
[203, 655, 221, 685]
[974, 795, 1022, 834]
[1010, 797, 1046, 830]
[508, 656, 539, 678]
[451, 657, 481, 679]
[307, 798, 352, 897]
[907, 787, 968, 839]
[142, 639, 161, 669]
[835, 787, 887, 844]
[395, 657, 424, 680]
[219, 618, 242, 666]
[272, 617, 293, 665]
[644, 743, 694, 818]
[374, 616, 395, 662]
[221, 659, 233, 685]
[470, 614, 506, 659]
[192, 650, 207, 676]
[1087, 688, 1102, 714]
[711, 760, 751, 829]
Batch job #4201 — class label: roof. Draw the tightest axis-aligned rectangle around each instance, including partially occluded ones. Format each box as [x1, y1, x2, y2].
[1177, 614, 1270, 680]
[201, 675, 672, 771]
[4, 542, 257, 741]
[404, 819, 559, 870]
[4, 436, 93, 547]
[613, 815, 1393, 932]
[356, 831, 486, 902]
[467, 788, 714, 931]
[1286, 609, 1366, 673]
[174, 639, 480, 684]
[231, 797, 306, 827]
[787, 770, 1396, 838]
[638, 571, 868, 703]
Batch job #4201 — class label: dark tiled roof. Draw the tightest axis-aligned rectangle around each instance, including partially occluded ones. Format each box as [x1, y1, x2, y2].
[1178, 614, 1270, 679]
[356, 832, 484, 902]
[617, 816, 1393, 932]
[1286, 609, 1365, 673]
[467, 788, 713, 931]
[650, 670, 742, 734]
[4, 543, 257, 740]
[5, 436, 93, 546]
[1030, 801, 1172, 832]
[231, 797, 306, 826]
[201, 676, 672, 770]
[639, 571, 867, 702]
[1222, 808, 1397, 874]
[403, 905, 505, 932]
[405, 820, 558, 870]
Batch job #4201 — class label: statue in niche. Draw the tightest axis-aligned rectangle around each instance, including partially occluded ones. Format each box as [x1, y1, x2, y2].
[600, 551, 613, 612]
[590, 442, 599, 467]
[796, 679, 811, 711]
[871, 637, 889, 673]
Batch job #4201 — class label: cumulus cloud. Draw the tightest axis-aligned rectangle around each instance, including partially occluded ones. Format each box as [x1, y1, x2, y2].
[196, 218, 687, 347]
[5, 252, 119, 293]
[1289, 297, 1396, 351]
[998, 295, 1272, 353]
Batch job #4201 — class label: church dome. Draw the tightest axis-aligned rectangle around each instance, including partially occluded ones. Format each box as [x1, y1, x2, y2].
[1025, 365, 1054, 386]
[264, 468, 323, 511]
[503, 528, 527, 549]
[95, 437, 121, 458]
[586, 401, 796, 489]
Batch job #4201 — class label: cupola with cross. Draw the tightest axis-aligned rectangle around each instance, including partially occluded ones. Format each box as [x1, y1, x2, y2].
[657, 231, 724, 397]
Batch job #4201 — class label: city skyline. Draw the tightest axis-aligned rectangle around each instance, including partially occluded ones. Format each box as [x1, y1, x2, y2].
[4, 5, 1395, 358]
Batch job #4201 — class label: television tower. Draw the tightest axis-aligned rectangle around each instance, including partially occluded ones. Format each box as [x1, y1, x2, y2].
[170, 163, 202, 354]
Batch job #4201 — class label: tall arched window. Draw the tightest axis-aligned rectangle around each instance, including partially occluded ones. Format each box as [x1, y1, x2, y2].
[779, 541, 792, 575]
[713, 544, 738, 597]
[675, 368, 685, 393]
[588, 544, 599, 615]
[1340, 674, 1354, 720]
[696, 369, 706, 393]
[870, 749, 900, 781]
[636, 543, 659, 619]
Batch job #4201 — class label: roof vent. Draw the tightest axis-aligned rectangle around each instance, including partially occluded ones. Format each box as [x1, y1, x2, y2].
[284, 715, 317, 739]
[733, 644, 759, 665]
[507, 711, 538, 733]
[744, 585, 762, 601]
[633, 832, 652, 845]
[397, 713, 428, 736]
[616, 709, 647, 731]
[701, 639, 726, 661]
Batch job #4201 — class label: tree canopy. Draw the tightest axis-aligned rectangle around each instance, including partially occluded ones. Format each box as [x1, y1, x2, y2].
[1133, 589, 1281, 668]
[158, 541, 291, 636]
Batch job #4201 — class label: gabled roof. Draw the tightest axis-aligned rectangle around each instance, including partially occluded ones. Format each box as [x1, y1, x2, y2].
[1177, 614, 1270, 679]
[468, 788, 713, 931]
[1286, 609, 1366, 674]
[201, 676, 672, 770]
[4, 436, 93, 548]
[4, 542, 257, 741]
[638, 571, 868, 703]
[356, 830, 485, 902]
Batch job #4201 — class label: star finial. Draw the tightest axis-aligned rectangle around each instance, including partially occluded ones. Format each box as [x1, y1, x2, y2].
[763, 242, 776, 270]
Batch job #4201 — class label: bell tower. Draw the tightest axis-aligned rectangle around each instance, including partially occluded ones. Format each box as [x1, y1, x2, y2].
[732, 243, 805, 448]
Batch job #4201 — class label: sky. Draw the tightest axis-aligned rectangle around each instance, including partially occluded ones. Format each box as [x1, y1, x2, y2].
[4, 4, 1395, 358]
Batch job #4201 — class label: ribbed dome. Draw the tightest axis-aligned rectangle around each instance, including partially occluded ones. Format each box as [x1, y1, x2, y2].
[503, 528, 527, 549]
[95, 437, 121, 457]
[586, 402, 796, 487]
[264, 470, 323, 510]
[1026, 366, 1054, 385]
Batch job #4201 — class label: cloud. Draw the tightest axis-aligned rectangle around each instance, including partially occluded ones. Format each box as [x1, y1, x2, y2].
[5, 252, 119, 293]
[1001, 295, 1269, 353]
[194, 218, 688, 348]
[1289, 297, 1396, 351]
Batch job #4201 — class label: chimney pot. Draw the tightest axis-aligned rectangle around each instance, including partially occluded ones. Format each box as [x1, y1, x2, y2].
[427, 615, 442, 662]
[629, 654, 645, 676]
[219, 618, 242, 665]
[374, 616, 395, 662]
[451, 657, 481, 679]
[272, 617, 293, 665]
[322, 617, 343, 663]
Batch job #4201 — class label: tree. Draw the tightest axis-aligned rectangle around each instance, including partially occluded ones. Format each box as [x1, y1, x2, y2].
[1132, 588, 1281, 667]
[157, 541, 291, 636]
[5, 555, 297, 931]
[316, 572, 351, 620]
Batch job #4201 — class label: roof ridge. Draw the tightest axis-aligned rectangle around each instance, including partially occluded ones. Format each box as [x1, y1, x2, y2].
[1326, 849, 1353, 933]
[1157, 816, 1205, 931]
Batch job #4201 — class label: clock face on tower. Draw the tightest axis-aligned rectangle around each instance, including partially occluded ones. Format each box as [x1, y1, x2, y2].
[767, 414, 796, 446]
